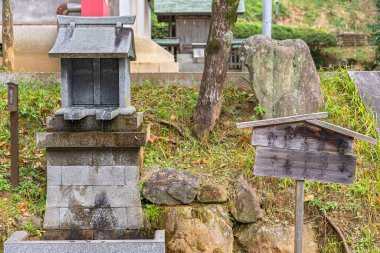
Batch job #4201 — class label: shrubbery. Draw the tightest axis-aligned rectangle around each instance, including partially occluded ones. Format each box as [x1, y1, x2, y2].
[234, 21, 337, 51]
[151, 14, 168, 39]
[234, 21, 337, 65]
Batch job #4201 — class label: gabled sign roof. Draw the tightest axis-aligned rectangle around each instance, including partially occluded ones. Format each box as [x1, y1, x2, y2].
[154, 0, 245, 15]
[236, 112, 377, 144]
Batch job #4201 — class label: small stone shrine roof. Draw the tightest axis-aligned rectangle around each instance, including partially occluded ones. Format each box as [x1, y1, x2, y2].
[154, 0, 245, 15]
[236, 112, 377, 144]
[49, 16, 136, 59]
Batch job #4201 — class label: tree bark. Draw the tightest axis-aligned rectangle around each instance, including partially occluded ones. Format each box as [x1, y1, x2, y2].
[2, 0, 14, 71]
[192, 0, 240, 141]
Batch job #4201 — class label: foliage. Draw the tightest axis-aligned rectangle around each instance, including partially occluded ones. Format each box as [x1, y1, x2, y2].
[151, 12, 168, 39]
[234, 21, 337, 65]
[320, 46, 377, 69]
[370, 0, 380, 65]
[240, 0, 375, 33]
[240, 0, 290, 22]
[234, 21, 337, 50]
[253, 104, 266, 117]
[0, 80, 60, 252]
[0, 72, 380, 251]
[144, 204, 160, 228]
[318, 69, 380, 251]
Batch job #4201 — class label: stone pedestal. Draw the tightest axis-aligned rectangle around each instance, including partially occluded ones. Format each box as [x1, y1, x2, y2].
[37, 113, 149, 240]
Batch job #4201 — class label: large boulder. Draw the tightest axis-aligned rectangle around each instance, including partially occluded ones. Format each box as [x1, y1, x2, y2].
[231, 176, 264, 223]
[241, 35, 324, 119]
[236, 223, 318, 253]
[142, 169, 201, 205]
[159, 205, 233, 253]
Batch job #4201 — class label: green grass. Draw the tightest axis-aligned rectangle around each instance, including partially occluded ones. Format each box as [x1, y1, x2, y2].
[241, 0, 376, 33]
[0, 69, 379, 252]
[321, 46, 377, 69]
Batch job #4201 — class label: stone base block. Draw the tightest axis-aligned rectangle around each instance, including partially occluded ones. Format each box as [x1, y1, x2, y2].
[40, 128, 147, 232]
[4, 231, 165, 253]
[46, 113, 143, 132]
[43, 207, 143, 230]
[37, 125, 150, 148]
[43, 229, 153, 240]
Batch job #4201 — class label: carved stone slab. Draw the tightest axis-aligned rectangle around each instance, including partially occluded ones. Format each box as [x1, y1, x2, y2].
[254, 147, 357, 184]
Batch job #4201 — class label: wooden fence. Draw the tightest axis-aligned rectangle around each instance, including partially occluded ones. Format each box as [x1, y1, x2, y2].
[336, 33, 369, 47]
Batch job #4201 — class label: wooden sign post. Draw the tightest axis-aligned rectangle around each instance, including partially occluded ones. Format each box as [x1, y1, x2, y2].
[7, 82, 19, 188]
[237, 112, 377, 253]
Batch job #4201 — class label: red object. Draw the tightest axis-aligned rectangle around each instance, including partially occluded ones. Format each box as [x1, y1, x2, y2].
[81, 0, 110, 16]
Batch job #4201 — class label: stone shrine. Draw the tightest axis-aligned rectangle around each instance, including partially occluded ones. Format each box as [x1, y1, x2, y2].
[36, 15, 149, 240]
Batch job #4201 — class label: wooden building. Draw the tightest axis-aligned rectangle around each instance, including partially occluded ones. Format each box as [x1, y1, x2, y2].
[153, 0, 245, 71]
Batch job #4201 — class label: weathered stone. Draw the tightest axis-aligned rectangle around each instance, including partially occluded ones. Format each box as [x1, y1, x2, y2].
[348, 71, 380, 135]
[43, 208, 60, 230]
[46, 186, 140, 208]
[61, 166, 126, 186]
[92, 148, 140, 166]
[231, 176, 263, 223]
[47, 148, 140, 166]
[142, 169, 201, 205]
[59, 208, 128, 230]
[17, 215, 43, 229]
[241, 35, 324, 118]
[55, 166, 139, 186]
[42, 229, 151, 241]
[5, 230, 166, 253]
[198, 184, 228, 204]
[46, 113, 143, 132]
[47, 166, 61, 186]
[236, 223, 318, 253]
[158, 205, 233, 253]
[126, 207, 144, 230]
[37, 125, 150, 148]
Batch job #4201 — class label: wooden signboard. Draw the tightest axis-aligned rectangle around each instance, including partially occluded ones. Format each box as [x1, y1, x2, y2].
[237, 112, 377, 253]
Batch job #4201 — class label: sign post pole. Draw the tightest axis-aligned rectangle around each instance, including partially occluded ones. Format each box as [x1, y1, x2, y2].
[295, 180, 304, 253]
[7, 82, 19, 188]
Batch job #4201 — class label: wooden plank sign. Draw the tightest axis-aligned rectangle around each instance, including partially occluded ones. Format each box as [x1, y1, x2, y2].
[254, 146, 357, 184]
[237, 112, 377, 253]
[251, 123, 354, 154]
[236, 112, 377, 185]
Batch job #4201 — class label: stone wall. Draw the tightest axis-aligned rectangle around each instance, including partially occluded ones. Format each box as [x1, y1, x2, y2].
[141, 168, 319, 253]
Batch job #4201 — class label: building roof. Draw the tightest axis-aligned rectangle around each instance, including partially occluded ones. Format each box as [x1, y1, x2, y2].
[154, 0, 245, 15]
[49, 16, 136, 59]
[236, 112, 377, 144]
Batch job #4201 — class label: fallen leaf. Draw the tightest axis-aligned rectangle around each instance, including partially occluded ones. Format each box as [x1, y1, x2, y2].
[304, 194, 315, 202]
[219, 163, 227, 169]
[376, 198, 380, 206]
[148, 135, 158, 143]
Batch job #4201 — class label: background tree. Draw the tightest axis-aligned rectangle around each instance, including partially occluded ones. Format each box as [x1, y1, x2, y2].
[2, 0, 14, 71]
[192, 0, 240, 141]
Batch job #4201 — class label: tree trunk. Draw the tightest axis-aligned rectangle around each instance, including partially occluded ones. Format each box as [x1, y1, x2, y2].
[2, 0, 14, 71]
[192, 0, 240, 141]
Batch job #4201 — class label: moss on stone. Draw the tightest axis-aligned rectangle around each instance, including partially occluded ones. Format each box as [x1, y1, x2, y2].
[205, 39, 222, 55]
